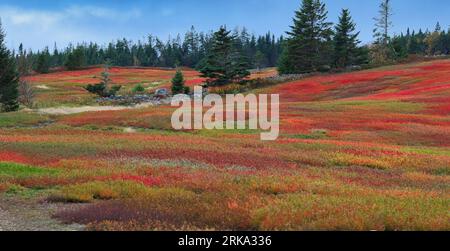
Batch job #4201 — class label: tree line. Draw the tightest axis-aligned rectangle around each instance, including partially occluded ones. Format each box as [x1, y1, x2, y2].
[11, 0, 450, 76]
[3, 0, 450, 112]
[13, 26, 283, 75]
[391, 24, 450, 58]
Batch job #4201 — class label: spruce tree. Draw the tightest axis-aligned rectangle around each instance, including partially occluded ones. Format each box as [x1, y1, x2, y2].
[17, 43, 30, 76]
[0, 19, 19, 112]
[392, 33, 409, 59]
[200, 26, 250, 86]
[35, 47, 51, 74]
[408, 31, 420, 54]
[278, 0, 333, 74]
[84, 64, 121, 97]
[254, 50, 268, 70]
[333, 9, 360, 68]
[4, 27, 285, 71]
[425, 28, 442, 56]
[171, 70, 188, 95]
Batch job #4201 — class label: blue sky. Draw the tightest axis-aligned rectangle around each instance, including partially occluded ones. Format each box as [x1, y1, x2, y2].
[1, 0, 449, 50]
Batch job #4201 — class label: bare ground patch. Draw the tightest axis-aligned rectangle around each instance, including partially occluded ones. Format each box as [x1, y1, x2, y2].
[0, 196, 85, 231]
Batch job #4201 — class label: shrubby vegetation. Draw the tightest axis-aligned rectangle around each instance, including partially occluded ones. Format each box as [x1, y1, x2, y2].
[0, 0, 450, 110]
[132, 83, 146, 94]
[0, 1, 449, 231]
[18, 80, 35, 108]
[84, 66, 122, 98]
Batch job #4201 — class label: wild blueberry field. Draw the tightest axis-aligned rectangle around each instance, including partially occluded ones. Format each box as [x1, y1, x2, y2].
[0, 60, 449, 231]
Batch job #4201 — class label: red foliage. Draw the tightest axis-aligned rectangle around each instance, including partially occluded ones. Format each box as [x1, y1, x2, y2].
[0, 151, 31, 164]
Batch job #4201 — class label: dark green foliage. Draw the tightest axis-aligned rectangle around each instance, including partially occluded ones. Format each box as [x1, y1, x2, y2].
[389, 26, 450, 59]
[333, 9, 360, 68]
[254, 51, 268, 70]
[392, 33, 409, 59]
[85, 84, 121, 98]
[278, 0, 333, 74]
[84, 66, 121, 97]
[132, 84, 146, 94]
[35, 47, 51, 74]
[354, 45, 370, 65]
[10, 7, 450, 75]
[171, 70, 189, 94]
[15, 26, 282, 72]
[0, 20, 19, 112]
[85, 84, 104, 97]
[17, 43, 31, 76]
[200, 26, 250, 86]
[65, 46, 85, 70]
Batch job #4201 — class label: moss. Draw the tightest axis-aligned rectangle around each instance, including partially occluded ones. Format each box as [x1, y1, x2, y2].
[402, 146, 450, 157]
[0, 112, 51, 128]
[0, 162, 59, 178]
[308, 100, 424, 113]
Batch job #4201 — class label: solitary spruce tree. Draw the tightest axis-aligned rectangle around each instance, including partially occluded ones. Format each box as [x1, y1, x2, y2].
[200, 26, 250, 86]
[333, 9, 360, 68]
[278, 0, 333, 74]
[0, 19, 19, 112]
[171, 70, 188, 95]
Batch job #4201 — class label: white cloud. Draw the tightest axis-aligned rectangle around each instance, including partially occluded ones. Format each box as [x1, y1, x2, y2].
[0, 7, 60, 31]
[65, 5, 141, 20]
[0, 5, 142, 49]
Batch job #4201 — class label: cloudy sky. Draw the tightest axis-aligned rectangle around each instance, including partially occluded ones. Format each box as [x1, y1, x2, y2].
[1, 0, 449, 51]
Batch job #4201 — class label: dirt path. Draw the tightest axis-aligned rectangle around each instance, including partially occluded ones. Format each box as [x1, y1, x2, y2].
[37, 105, 131, 115]
[36, 100, 172, 115]
[0, 208, 14, 231]
[0, 196, 84, 231]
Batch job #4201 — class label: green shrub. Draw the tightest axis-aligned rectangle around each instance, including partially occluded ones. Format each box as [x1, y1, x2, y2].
[85, 84, 122, 97]
[132, 84, 146, 93]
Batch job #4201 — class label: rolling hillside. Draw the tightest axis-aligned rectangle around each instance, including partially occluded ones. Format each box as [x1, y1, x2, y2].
[0, 60, 448, 231]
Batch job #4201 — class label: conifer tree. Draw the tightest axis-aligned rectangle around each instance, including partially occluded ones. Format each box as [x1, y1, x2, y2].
[17, 43, 30, 76]
[171, 70, 188, 94]
[278, 0, 333, 74]
[333, 9, 360, 68]
[0, 19, 19, 112]
[35, 47, 51, 74]
[84, 64, 121, 97]
[254, 50, 268, 70]
[65, 46, 85, 70]
[200, 26, 250, 86]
